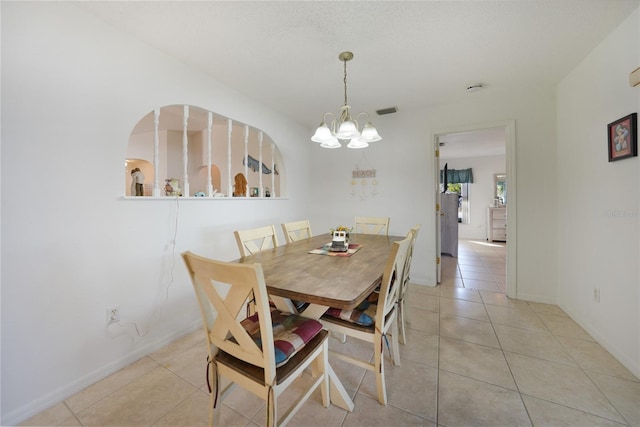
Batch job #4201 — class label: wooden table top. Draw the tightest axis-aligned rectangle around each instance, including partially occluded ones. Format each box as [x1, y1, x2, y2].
[236, 233, 403, 310]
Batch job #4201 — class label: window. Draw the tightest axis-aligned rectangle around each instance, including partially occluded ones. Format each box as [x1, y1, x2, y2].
[441, 167, 473, 224]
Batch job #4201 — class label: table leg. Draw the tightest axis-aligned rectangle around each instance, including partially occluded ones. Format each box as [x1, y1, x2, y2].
[299, 303, 330, 319]
[270, 295, 298, 313]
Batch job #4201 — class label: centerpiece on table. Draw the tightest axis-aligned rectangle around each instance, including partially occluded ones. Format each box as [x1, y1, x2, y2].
[329, 226, 352, 252]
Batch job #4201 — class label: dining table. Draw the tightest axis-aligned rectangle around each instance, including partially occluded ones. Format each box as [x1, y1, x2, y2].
[235, 232, 403, 411]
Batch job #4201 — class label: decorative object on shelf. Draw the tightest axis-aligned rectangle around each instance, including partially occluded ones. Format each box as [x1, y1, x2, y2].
[607, 113, 637, 162]
[250, 187, 259, 197]
[232, 173, 247, 197]
[311, 51, 381, 149]
[194, 191, 206, 197]
[164, 179, 181, 196]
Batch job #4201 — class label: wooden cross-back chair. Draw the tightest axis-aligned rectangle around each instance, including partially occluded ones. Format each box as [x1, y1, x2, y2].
[281, 220, 313, 244]
[398, 224, 421, 345]
[182, 251, 330, 426]
[234, 225, 279, 257]
[319, 232, 412, 405]
[354, 216, 390, 236]
[234, 225, 302, 315]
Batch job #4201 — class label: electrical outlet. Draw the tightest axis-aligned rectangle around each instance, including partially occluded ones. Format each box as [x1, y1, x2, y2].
[106, 305, 120, 324]
[593, 288, 600, 303]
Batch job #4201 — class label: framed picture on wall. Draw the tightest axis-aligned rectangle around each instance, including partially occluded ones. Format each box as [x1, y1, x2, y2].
[607, 113, 637, 162]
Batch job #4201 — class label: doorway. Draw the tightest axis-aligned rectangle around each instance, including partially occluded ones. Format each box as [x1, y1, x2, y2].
[433, 120, 516, 297]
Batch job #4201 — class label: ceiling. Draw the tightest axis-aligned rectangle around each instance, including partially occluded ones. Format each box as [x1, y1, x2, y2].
[77, 0, 638, 155]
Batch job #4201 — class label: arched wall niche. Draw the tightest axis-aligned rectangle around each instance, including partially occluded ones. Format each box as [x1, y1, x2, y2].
[125, 104, 283, 198]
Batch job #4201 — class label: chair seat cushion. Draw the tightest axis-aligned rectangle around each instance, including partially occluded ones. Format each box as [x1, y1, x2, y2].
[324, 293, 378, 326]
[241, 309, 323, 367]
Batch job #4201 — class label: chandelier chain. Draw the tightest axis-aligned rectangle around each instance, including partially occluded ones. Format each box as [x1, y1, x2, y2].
[344, 59, 349, 106]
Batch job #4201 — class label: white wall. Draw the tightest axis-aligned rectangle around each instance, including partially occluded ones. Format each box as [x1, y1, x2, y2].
[310, 85, 558, 302]
[556, 9, 640, 377]
[0, 3, 311, 423]
[440, 155, 506, 240]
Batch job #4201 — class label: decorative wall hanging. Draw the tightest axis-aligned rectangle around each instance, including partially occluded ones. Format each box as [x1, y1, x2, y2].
[607, 113, 637, 162]
[244, 155, 279, 174]
[351, 153, 379, 200]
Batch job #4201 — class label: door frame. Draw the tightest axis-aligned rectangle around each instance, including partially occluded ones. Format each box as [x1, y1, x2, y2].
[432, 120, 517, 298]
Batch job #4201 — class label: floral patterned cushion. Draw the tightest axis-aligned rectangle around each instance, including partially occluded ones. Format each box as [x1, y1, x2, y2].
[241, 308, 323, 367]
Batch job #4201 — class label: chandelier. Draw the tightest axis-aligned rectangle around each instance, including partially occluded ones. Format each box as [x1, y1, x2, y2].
[311, 51, 381, 149]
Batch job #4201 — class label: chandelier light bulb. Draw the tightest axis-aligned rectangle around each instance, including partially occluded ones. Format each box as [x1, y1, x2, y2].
[360, 122, 382, 142]
[311, 122, 332, 143]
[347, 138, 369, 149]
[320, 135, 342, 149]
[336, 120, 360, 139]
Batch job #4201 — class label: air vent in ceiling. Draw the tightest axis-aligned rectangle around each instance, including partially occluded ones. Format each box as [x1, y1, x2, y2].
[376, 106, 398, 116]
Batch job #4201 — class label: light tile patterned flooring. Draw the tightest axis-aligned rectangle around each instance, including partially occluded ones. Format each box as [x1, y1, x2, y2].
[23, 239, 640, 426]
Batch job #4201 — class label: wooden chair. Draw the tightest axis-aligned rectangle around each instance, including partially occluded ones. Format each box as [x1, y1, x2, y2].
[234, 225, 279, 257]
[354, 216, 390, 236]
[319, 232, 412, 405]
[182, 251, 330, 427]
[235, 225, 302, 314]
[281, 220, 313, 244]
[398, 224, 421, 345]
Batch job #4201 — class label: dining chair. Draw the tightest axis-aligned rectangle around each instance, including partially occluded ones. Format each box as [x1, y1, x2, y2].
[281, 219, 313, 244]
[319, 232, 412, 405]
[234, 225, 279, 257]
[235, 225, 303, 314]
[354, 216, 390, 236]
[182, 251, 330, 427]
[398, 224, 421, 345]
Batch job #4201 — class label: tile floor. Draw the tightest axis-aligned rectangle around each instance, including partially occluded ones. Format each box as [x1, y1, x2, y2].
[22, 239, 640, 426]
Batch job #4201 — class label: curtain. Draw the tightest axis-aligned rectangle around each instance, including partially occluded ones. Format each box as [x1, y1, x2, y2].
[440, 168, 474, 184]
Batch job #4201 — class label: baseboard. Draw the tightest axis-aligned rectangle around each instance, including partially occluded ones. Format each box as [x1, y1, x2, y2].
[2, 320, 202, 426]
[408, 277, 436, 287]
[558, 304, 640, 380]
[513, 291, 556, 305]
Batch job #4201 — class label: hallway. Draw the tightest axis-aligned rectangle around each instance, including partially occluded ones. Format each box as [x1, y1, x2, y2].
[441, 239, 506, 293]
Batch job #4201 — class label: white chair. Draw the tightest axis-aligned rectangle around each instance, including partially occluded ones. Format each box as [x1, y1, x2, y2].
[235, 225, 302, 314]
[398, 224, 421, 345]
[320, 232, 412, 405]
[234, 225, 279, 257]
[182, 251, 330, 427]
[281, 220, 313, 244]
[354, 216, 390, 236]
